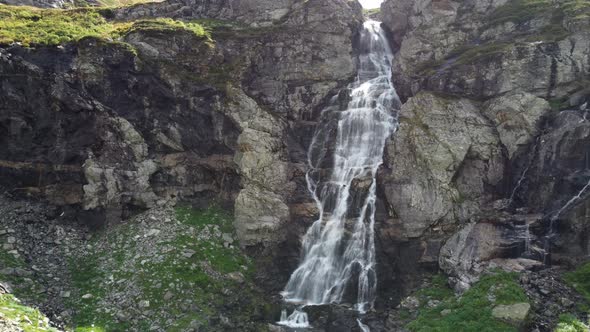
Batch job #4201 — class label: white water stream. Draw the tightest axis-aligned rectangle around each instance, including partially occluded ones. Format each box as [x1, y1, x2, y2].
[279, 20, 399, 327]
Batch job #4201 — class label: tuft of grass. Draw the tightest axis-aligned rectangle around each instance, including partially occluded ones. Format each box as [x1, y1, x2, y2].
[407, 271, 529, 332]
[124, 18, 211, 40]
[65, 206, 267, 331]
[555, 313, 590, 332]
[0, 6, 125, 46]
[565, 262, 590, 303]
[0, 294, 59, 332]
[0, 249, 44, 303]
[0, 5, 209, 47]
[363, 8, 381, 16]
[175, 205, 233, 233]
[415, 274, 454, 305]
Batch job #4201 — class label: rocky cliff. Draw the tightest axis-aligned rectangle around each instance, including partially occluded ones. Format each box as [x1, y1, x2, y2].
[1, 0, 590, 331]
[378, 0, 590, 329]
[0, 0, 365, 330]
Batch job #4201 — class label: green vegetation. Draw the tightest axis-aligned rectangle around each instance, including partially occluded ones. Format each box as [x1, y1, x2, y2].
[488, 0, 553, 26]
[0, 5, 209, 47]
[124, 18, 210, 40]
[452, 42, 511, 66]
[93, 0, 157, 6]
[363, 8, 381, 17]
[0, 249, 44, 302]
[549, 96, 570, 111]
[66, 206, 268, 332]
[414, 274, 454, 304]
[407, 272, 529, 332]
[70, 0, 157, 7]
[565, 262, 590, 303]
[0, 294, 59, 332]
[555, 314, 590, 332]
[488, 0, 590, 27]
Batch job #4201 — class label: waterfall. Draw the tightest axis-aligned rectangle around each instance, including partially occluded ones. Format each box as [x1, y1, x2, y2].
[509, 137, 540, 207]
[551, 178, 590, 223]
[357, 319, 371, 332]
[281, 20, 399, 315]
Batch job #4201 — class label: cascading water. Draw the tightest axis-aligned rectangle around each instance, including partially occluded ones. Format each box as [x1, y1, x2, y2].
[509, 137, 541, 207]
[280, 20, 399, 320]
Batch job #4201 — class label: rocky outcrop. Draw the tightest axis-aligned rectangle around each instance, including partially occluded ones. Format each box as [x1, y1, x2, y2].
[380, 92, 504, 239]
[0, 0, 364, 286]
[380, 0, 590, 295]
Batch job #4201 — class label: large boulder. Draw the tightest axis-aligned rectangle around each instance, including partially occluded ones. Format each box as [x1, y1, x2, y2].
[379, 92, 504, 238]
[492, 303, 531, 326]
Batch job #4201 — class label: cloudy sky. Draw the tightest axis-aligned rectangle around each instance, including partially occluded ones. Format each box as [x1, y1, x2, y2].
[358, 0, 383, 8]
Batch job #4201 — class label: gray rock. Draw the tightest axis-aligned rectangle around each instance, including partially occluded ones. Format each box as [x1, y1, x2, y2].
[492, 303, 531, 325]
[380, 92, 504, 238]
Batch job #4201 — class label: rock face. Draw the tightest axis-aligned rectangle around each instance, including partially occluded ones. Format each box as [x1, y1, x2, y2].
[379, 0, 590, 294]
[381, 0, 590, 102]
[0, 0, 363, 287]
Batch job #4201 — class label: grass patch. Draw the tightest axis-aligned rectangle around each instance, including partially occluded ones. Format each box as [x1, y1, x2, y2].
[65, 206, 268, 331]
[363, 8, 381, 16]
[407, 271, 529, 332]
[0, 294, 59, 332]
[0, 5, 209, 47]
[175, 205, 233, 233]
[555, 313, 590, 332]
[124, 18, 210, 40]
[414, 274, 454, 305]
[565, 262, 590, 303]
[0, 249, 45, 303]
[453, 42, 511, 66]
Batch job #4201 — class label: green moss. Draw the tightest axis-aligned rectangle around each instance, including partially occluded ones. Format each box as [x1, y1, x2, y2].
[407, 271, 529, 332]
[0, 249, 44, 303]
[0, 6, 128, 46]
[415, 274, 454, 305]
[453, 42, 512, 66]
[488, 0, 553, 26]
[363, 8, 381, 16]
[175, 205, 233, 233]
[65, 206, 267, 331]
[565, 262, 590, 303]
[124, 18, 211, 41]
[555, 313, 590, 332]
[0, 6, 210, 47]
[0, 294, 59, 332]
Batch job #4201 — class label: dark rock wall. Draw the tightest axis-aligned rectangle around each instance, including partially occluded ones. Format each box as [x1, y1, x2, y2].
[0, 0, 364, 296]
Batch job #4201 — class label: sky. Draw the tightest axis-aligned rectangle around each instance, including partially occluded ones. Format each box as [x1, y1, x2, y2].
[358, 0, 383, 9]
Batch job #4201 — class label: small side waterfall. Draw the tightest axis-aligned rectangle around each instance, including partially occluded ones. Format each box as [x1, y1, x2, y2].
[278, 309, 310, 328]
[509, 137, 541, 207]
[551, 178, 590, 223]
[280, 19, 399, 320]
[357, 319, 371, 332]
